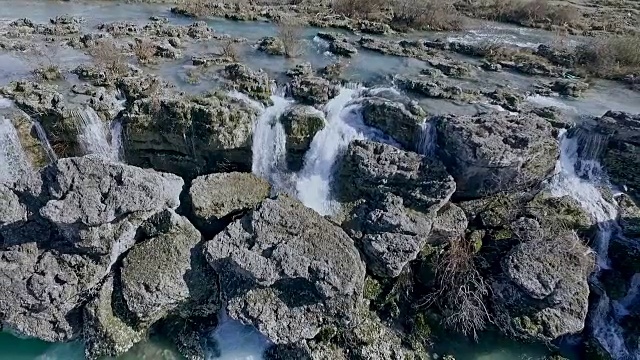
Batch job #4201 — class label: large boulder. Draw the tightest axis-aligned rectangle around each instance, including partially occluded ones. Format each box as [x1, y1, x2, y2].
[204, 195, 365, 344]
[222, 63, 272, 104]
[122, 91, 258, 178]
[188, 172, 271, 236]
[357, 90, 426, 149]
[288, 76, 339, 106]
[492, 233, 595, 342]
[0, 156, 184, 342]
[435, 111, 558, 199]
[120, 209, 217, 326]
[279, 105, 325, 170]
[337, 140, 456, 277]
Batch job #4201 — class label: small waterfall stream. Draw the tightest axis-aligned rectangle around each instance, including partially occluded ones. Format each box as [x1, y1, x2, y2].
[250, 95, 292, 187]
[33, 119, 58, 163]
[208, 310, 270, 360]
[74, 106, 122, 161]
[0, 117, 31, 185]
[416, 119, 436, 156]
[549, 131, 640, 359]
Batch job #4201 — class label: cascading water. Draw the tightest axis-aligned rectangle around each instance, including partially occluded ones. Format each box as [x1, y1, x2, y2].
[416, 119, 436, 156]
[548, 131, 640, 359]
[295, 87, 397, 215]
[207, 310, 270, 360]
[250, 95, 292, 187]
[33, 119, 58, 163]
[0, 117, 31, 185]
[74, 106, 121, 161]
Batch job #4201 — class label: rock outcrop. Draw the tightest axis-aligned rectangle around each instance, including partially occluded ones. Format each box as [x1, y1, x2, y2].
[0, 156, 183, 343]
[357, 89, 426, 149]
[188, 172, 271, 236]
[122, 91, 258, 178]
[337, 140, 456, 277]
[204, 195, 366, 344]
[288, 76, 339, 106]
[279, 105, 325, 170]
[435, 111, 558, 199]
[492, 232, 594, 342]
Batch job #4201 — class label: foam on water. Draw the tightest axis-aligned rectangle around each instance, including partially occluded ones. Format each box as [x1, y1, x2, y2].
[0, 117, 31, 185]
[251, 95, 292, 186]
[526, 95, 578, 113]
[208, 311, 270, 360]
[0, 96, 13, 109]
[74, 106, 121, 161]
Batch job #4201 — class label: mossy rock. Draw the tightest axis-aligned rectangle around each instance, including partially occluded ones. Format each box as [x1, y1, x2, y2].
[526, 192, 593, 236]
[363, 276, 383, 301]
[10, 113, 50, 168]
[618, 194, 640, 238]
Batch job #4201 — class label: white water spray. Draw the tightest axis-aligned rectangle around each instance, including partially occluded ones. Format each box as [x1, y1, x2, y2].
[416, 120, 436, 156]
[33, 120, 57, 163]
[74, 106, 121, 161]
[295, 87, 397, 215]
[251, 95, 292, 185]
[208, 310, 270, 360]
[0, 117, 31, 185]
[549, 131, 640, 359]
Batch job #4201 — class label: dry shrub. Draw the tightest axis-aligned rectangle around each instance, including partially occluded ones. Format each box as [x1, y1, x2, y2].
[575, 35, 640, 77]
[422, 238, 490, 339]
[217, 39, 240, 62]
[332, 0, 387, 20]
[275, 18, 304, 58]
[391, 0, 465, 31]
[132, 39, 157, 64]
[89, 39, 129, 76]
[492, 0, 581, 26]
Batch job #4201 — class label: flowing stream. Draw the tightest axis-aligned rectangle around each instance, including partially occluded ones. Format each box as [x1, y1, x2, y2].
[549, 131, 640, 359]
[74, 106, 122, 161]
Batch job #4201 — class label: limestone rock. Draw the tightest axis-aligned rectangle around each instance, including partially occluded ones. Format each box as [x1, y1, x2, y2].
[257, 36, 285, 56]
[493, 233, 594, 342]
[358, 90, 425, 149]
[122, 91, 257, 178]
[121, 210, 217, 325]
[430, 203, 468, 243]
[83, 277, 145, 359]
[279, 105, 325, 170]
[337, 140, 456, 277]
[223, 63, 272, 104]
[288, 76, 339, 106]
[188, 172, 271, 235]
[204, 195, 365, 344]
[435, 111, 558, 198]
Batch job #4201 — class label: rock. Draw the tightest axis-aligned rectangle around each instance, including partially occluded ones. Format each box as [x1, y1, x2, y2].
[121, 209, 217, 325]
[83, 277, 145, 359]
[122, 91, 257, 178]
[155, 42, 182, 59]
[357, 20, 391, 35]
[434, 111, 558, 199]
[317, 33, 357, 57]
[257, 36, 285, 55]
[51, 15, 85, 25]
[204, 195, 365, 344]
[40, 156, 183, 227]
[319, 61, 347, 81]
[286, 62, 313, 78]
[288, 76, 339, 106]
[481, 60, 502, 72]
[223, 63, 272, 104]
[428, 59, 472, 78]
[430, 203, 468, 243]
[525, 192, 593, 236]
[484, 88, 523, 112]
[617, 194, 640, 238]
[493, 233, 594, 342]
[357, 90, 426, 149]
[279, 105, 325, 170]
[536, 44, 575, 67]
[188, 172, 271, 236]
[396, 76, 479, 103]
[595, 111, 640, 200]
[542, 79, 589, 97]
[337, 140, 456, 277]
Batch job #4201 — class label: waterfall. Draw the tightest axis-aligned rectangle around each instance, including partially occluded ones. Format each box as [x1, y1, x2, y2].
[33, 120, 58, 163]
[207, 310, 270, 360]
[0, 97, 12, 109]
[295, 87, 397, 215]
[416, 119, 436, 156]
[548, 131, 640, 359]
[74, 106, 121, 162]
[0, 117, 31, 185]
[251, 95, 292, 185]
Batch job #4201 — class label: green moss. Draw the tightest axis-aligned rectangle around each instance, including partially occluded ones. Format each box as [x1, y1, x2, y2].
[363, 276, 383, 301]
[492, 228, 513, 241]
[513, 315, 543, 338]
[411, 312, 432, 340]
[315, 326, 338, 343]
